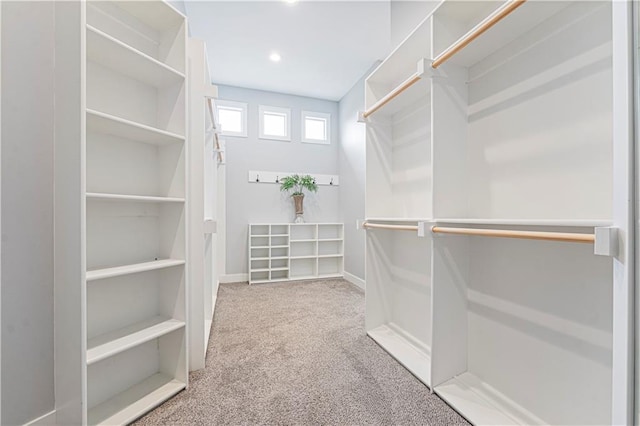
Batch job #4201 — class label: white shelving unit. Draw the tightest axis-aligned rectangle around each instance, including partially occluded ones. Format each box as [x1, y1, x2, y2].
[188, 38, 224, 371]
[54, 1, 188, 425]
[248, 223, 344, 284]
[362, 1, 632, 425]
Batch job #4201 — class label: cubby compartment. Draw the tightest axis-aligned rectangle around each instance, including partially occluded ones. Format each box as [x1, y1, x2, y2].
[86, 127, 185, 199]
[431, 231, 612, 425]
[431, 1, 612, 222]
[86, 1, 186, 73]
[270, 258, 289, 269]
[250, 224, 269, 236]
[289, 258, 317, 280]
[250, 271, 270, 283]
[270, 247, 289, 258]
[270, 224, 289, 235]
[318, 257, 343, 278]
[290, 241, 317, 258]
[290, 224, 317, 241]
[365, 227, 432, 386]
[251, 247, 269, 259]
[251, 259, 269, 270]
[270, 270, 289, 282]
[317, 224, 343, 240]
[318, 240, 343, 257]
[250, 236, 270, 248]
[270, 235, 289, 246]
[87, 328, 186, 425]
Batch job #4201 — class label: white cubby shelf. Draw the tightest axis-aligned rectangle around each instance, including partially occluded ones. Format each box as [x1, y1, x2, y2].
[248, 223, 344, 284]
[362, 1, 627, 425]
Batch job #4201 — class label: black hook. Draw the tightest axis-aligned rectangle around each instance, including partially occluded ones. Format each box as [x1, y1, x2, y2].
[276, 176, 279, 183]
[329, 178, 333, 185]
[256, 174, 260, 182]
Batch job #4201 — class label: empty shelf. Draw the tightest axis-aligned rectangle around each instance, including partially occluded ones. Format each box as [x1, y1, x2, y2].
[87, 317, 185, 365]
[367, 324, 431, 386]
[86, 192, 185, 203]
[318, 254, 343, 258]
[290, 255, 317, 260]
[87, 109, 185, 145]
[434, 372, 545, 425]
[88, 373, 185, 426]
[87, 25, 184, 88]
[433, 218, 613, 227]
[87, 259, 185, 281]
[290, 239, 316, 243]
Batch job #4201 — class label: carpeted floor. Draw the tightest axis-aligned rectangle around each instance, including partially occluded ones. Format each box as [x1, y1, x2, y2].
[134, 279, 468, 425]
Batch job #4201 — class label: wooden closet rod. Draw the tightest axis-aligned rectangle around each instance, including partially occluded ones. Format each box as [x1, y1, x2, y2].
[431, 0, 527, 69]
[363, 72, 422, 119]
[362, 222, 419, 232]
[431, 226, 595, 243]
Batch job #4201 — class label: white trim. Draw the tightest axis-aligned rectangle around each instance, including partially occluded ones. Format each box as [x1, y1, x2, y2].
[220, 273, 248, 283]
[343, 271, 365, 291]
[259, 105, 291, 142]
[217, 99, 248, 138]
[301, 110, 331, 145]
[24, 410, 56, 426]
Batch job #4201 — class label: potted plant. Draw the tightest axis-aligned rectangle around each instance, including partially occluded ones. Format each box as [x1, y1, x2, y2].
[280, 174, 318, 223]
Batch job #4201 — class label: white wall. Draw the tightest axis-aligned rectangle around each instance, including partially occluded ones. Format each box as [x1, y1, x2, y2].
[1, 2, 56, 424]
[337, 65, 379, 282]
[218, 85, 340, 277]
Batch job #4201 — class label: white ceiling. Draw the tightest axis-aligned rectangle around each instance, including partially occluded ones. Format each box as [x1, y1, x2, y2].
[184, 1, 393, 101]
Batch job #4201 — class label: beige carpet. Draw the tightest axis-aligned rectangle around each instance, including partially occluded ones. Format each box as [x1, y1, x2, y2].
[134, 279, 468, 425]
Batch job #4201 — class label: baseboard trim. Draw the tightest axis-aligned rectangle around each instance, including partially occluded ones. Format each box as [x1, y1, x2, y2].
[24, 410, 56, 426]
[343, 271, 365, 291]
[220, 273, 248, 283]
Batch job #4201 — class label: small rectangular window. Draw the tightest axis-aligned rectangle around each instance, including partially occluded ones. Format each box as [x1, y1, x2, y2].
[302, 111, 330, 144]
[259, 105, 291, 141]
[217, 100, 248, 137]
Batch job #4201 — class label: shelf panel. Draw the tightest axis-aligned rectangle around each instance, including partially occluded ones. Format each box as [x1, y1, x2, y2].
[87, 259, 185, 281]
[113, 1, 185, 31]
[318, 254, 343, 259]
[271, 245, 289, 249]
[87, 25, 184, 88]
[318, 273, 343, 279]
[87, 109, 185, 146]
[433, 218, 612, 228]
[319, 238, 344, 242]
[270, 267, 289, 272]
[250, 268, 270, 273]
[270, 234, 289, 237]
[250, 279, 271, 284]
[365, 217, 433, 223]
[434, 372, 545, 425]
[367, 324, 431, 386]
[87, 317, 185, 365]
[288, 275, 319, 281]
[88, 373, 185, 426]
[290, 239, 316, 243]
[290, 255, 317, 260]
[86, 192, 185, 203]
[251, 246, 270, 249]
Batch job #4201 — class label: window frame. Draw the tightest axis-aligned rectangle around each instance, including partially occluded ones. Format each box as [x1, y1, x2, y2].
[301, 110, 331, 145]
[258, 105, 291, 142]
[216, 99, 248, 138]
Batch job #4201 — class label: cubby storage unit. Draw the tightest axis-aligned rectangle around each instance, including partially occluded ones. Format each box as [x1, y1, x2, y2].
[361, 1, 633, 424]
[248, 223, 343, 284]
[54, 1, 188, 424]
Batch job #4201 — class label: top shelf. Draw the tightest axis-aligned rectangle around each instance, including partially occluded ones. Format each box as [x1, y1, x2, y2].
[87, 25, 185, 88]
[111, 0, 185, 31]
[365, 217, 612, 228]
[86, 109, 185, 146]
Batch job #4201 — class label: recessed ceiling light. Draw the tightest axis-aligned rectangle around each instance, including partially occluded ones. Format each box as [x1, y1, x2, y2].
[269, 52, 281, 62]
[284, 0, 298, 4]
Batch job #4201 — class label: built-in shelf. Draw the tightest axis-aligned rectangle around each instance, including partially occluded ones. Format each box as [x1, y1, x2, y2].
[365, 217, 433, 223]
[88, 373, 185, 426]
[433, 218, 613, 228]
[368, 325, 431, 386]
[87, 317, 185, 365]
[86, 192, 185, 203]
[87, 25, 184, 88]
[86, 109, 185, 146]
[87, 259, 185, 281]
[249, 223, 343, 284]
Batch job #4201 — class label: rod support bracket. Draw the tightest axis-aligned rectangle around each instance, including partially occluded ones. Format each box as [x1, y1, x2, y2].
[357, 111, 366, 123]
[594, 227, 618, 257]
[417, 222, 427, 237]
